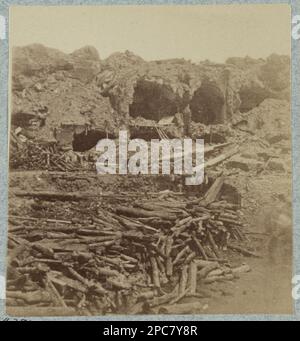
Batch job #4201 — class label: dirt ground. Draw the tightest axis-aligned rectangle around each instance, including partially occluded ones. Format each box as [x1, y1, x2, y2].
[201, 257, 293, 314]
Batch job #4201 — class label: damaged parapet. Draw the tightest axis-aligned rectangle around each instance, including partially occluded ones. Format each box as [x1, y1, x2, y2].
[96, 53, 290, 127]
[11, 44, 290, 142]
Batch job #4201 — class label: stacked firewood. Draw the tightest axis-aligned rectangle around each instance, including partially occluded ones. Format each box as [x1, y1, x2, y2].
[9, 140, 80, 172]
[7, 176, 256, 316]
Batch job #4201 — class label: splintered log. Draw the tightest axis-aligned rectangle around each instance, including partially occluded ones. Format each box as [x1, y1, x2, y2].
[218, 217, 243, 227]
[176, 216, 193, 227]
[194, 259, 219, 268]
[232, 264, 251, 273]
[172, 222, 192, 237]
[150, 257, 161, 288]
[227, 244, 261, 258]
[192, 234, 208, 260]
[97, 268, 120, 277]
[165, 257, 173, 277]
[89, 240, 116, 249]
[32, 243, 55, 258]
[156, 257, 166, 275]
[207, 231, 221, 258]
[184, 251, 196, 264]
[204, 142, 233, 154]
[48, 273, 87, 293]
[206, 146, 239, 168]
[76, 229, 118, 237]
[164, 236, 173, 277]
[173, 246, 190, 265]
[116, 206, 176, 220]
[191, 146, 239, 175]
[165, 236, 173, 257]
[27, 231, 76, 240]
[219, 212, 238, 220]
[6, 290, 53, 304]
[206, 268, 226, 277]
[135, 202, 184, 214]
[169, 288, 189, 305]
[46, 278, 67, 308]
[120, 216, 159, 233]
[78, 235, 119, 243]
[14, 191, 89, 201]
[120, 254, 139, 264]
[189, 261, 198, 294]
[198, 262, 219, 279]
[203, 273, 234, 284]
[149, 285, 179, 307]
[200, 175, 224, 207]
[178, 265, 189, 296]
[106, 277, 131, 290]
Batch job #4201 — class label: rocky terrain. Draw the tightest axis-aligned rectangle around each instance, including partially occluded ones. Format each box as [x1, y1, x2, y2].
[7, 44, 293, 316]
[11, 44, 290, 142]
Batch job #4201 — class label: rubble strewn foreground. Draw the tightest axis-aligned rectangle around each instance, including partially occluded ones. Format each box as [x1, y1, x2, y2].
[7, 45, 293, 315]
[8, 173, 257, 316]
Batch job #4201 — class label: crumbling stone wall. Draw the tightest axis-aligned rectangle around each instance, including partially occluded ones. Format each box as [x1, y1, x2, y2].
[96, 53, 289, 126]
[11, 45, 290, 143]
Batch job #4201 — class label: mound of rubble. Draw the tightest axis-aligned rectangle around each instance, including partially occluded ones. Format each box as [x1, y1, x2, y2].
[11, 44, 290, 147]
[97, 52, 290, 124]
[12, 44, 117, 143]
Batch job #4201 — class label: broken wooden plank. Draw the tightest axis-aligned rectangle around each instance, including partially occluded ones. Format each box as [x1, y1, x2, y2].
[200, 175, 224, 207]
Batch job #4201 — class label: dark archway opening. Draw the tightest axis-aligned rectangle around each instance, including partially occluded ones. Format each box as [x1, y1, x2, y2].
[72, 130, 115, 152]
[129, 79, 188, 121]
[190, 81, 225, 124]
[239, 85, 270, 113]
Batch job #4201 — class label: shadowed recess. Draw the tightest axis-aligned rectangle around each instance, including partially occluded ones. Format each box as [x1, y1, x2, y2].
[129, 79, 189, 121]
[190, 81, 225, 124]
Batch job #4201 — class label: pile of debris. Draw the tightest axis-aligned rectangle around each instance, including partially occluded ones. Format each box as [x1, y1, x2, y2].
[7, 175, 255, 316]
[10, 137, 82, 172]
[11, 44, 290, 142]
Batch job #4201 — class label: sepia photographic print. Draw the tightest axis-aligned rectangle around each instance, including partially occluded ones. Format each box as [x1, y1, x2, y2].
[6, 5, 294, 317]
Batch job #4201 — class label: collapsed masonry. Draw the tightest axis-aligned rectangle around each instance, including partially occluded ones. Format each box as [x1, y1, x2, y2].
[10, 45, 290, 153]
[9, 47, 291, 195]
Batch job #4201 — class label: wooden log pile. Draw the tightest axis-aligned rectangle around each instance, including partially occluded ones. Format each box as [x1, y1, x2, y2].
[7, 176, 255, 315]
[9, 140, 80, 172]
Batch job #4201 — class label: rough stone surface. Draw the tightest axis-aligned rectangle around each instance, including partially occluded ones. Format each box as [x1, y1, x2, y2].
[11, 45, 291, 142]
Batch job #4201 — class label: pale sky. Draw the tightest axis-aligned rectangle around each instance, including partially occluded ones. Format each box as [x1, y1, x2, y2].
[10, 5, 291, 63]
